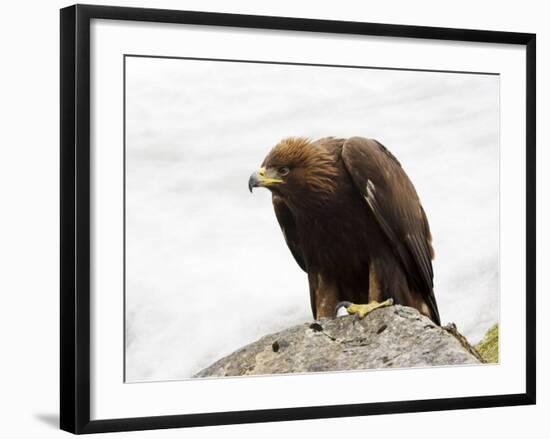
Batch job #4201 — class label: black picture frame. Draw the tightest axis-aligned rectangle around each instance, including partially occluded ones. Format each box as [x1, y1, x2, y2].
[60, 4, 536, 434]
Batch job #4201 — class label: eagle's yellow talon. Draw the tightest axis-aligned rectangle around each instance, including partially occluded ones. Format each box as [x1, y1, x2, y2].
[346, 298, 394, 319]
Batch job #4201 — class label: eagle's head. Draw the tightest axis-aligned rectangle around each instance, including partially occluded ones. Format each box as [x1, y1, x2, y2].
[248, 137, 338, 205]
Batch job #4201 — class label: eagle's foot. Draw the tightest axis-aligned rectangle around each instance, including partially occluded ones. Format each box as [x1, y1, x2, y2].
[341, 298, 394, 319]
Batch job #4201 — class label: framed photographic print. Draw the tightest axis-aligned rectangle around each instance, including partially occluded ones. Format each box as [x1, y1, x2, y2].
[60, 4, 536, 434]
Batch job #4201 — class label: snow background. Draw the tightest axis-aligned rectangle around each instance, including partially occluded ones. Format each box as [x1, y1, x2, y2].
[125, 56, 499, 382]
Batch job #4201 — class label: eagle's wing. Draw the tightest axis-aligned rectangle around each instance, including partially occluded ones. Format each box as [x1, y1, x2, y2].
[273, 195, 318, 317]
[272, 195, 307, 272]
[341, 136, 440, 324]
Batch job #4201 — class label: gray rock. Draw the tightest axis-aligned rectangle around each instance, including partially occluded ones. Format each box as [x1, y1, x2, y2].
[194, 305, 481, 378]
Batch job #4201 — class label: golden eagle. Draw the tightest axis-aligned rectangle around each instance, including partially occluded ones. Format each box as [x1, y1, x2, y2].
[249, 137, 440, 325]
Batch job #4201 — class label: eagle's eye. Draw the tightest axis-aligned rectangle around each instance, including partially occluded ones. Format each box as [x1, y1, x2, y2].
[278, 166, 290, 176]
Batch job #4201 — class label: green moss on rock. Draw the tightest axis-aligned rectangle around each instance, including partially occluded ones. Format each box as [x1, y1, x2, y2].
[475, 324, 499, 363]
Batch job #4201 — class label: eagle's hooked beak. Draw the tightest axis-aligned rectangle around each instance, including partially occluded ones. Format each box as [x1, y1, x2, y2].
[248, 167, 283, 193]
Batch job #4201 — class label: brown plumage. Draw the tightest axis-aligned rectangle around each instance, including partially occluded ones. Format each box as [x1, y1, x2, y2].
[248, 136, 440, 325]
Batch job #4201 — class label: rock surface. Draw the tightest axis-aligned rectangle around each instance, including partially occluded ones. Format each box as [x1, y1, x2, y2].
[194, 305, 481, 378]
[475, 323, 499, 363]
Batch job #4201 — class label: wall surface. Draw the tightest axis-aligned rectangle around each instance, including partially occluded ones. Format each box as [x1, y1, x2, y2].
[0, 0, 545, 437]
